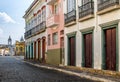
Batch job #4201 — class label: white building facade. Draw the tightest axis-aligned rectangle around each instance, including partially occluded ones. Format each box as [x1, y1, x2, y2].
[23, 0, 47, 62]
[64, 0, 120, 71]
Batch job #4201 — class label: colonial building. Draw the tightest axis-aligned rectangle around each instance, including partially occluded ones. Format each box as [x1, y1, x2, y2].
[64, 0, 120, 71]
[23, 0, 47, 62]
[15, 37, 25, 56]
[24, 0, 120, 72]
[0, 36, 15, 56]
[46, 0, 64, 65]
[0, 44, 9, 56]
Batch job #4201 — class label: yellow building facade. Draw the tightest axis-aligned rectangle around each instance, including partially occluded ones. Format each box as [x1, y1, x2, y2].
[15, 41, 25, 56]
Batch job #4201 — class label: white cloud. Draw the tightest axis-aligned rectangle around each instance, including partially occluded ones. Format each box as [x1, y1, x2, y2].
[0, 12, 16, 24]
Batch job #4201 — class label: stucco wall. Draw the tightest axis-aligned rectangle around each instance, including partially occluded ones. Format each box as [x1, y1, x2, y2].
[64, 0, 120, 71]
[46, 48, 61, 65]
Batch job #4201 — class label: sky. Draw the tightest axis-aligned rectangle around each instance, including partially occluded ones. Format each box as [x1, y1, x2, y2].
[0, 0, 34, 44]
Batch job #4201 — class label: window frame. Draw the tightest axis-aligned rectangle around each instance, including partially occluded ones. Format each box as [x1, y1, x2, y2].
[48, 34, 51, 46]
[52, 32, 58, 45]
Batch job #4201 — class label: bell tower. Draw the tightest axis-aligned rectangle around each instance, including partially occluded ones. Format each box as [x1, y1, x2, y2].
[8, 36, 12, 46]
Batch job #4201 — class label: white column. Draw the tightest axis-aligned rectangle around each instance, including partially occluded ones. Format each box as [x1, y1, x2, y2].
[93, 0, 102, 70]
[118, 22, 120, 71]
[64, 35, 68, 66]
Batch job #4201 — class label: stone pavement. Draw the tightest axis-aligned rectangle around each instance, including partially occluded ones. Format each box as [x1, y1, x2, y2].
[14, 56, 120, 82]
[21, 59, 120, 82]
[1, 56, 97, 82]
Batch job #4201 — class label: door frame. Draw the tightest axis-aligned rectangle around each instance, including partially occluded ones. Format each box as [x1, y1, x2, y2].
[42, 36, 46, 63]
[31, 42, 34, 59]
[67, 32, 76, 66]
[60, 37, 64, 65]
[81, 30, 94, 68]
[101, 24, 119, 71]
[34, 41, 36, 60]
[37, 38, 41, 61]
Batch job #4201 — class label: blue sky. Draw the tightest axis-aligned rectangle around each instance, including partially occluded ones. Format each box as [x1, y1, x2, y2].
[0, 0, 33, 44]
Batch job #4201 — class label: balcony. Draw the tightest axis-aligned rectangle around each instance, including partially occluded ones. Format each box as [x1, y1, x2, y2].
[25, 29, 32, 39]
[79, 1, 94, 22]
[24, 21, 46, 39]
[47, 0, 57, 5]
[97, 0, 120, 15]
[64, 10, 76, 27]
[36, 21, 46, 34]
[46, 14, 59, 28]
[31, 27, 35, 36]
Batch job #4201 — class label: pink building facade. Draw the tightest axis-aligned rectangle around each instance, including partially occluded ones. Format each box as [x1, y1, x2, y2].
[46, 0, 64, 65]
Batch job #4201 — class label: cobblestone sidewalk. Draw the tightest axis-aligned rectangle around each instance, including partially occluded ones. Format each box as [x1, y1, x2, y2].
[21, 59, 120, 82]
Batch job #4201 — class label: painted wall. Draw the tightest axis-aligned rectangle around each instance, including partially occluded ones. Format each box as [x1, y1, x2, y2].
[24, 0, 47, 60]
[47, 0, 64, 49]
[64, 0, 120, 71]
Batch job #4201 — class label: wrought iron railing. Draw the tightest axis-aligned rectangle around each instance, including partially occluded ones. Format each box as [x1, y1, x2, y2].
[64, 10, 76, 24]
[24, 29, 32, 39]
[36, 21, 46, 34]
[98, 0, 119, 11]
[25, 21, 46, 39]
[79, 1, 94, 19]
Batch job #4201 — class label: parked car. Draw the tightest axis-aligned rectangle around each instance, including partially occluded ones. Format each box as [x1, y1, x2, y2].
[4, 54, 10, 56]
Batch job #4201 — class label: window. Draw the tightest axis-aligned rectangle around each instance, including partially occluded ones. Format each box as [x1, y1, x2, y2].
[34, 17, 37, 26]
[53, 32, 58, 45]
[67, 0, 76, 13]
[16, 47, 18, 51]
[54, 3, 59, 14]
[48, 34, 51, 46]
[60, 30, 64, 35]
[42, 8, 46, 22]
[20, 47, 23, 52]
[38, 13, 41, 23]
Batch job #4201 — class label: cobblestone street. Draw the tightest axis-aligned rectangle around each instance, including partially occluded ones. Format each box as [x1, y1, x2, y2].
[0, 56, 98, 82]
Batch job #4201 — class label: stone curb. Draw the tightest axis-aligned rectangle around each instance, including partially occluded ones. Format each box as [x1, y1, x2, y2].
[23, 61, 116, 82]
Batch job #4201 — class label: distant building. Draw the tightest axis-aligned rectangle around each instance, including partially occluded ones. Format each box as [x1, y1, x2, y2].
[8, 36, 12, 46]
[0, 45, 9, 56]
[0, 36, 15, 56]
[8, 36, 15, 56]
[15, 37, 25, 56]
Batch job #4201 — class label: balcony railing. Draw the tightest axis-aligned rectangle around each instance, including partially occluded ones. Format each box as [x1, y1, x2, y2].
[64, 10, 76, 25]
[98, 0, 119, 11]
[25, 21, 46, 39]
[46, 14, 59, 27]
[79, 1, 94, 19]
[25, 29, 32, 39]
[36, 21, 46, 33]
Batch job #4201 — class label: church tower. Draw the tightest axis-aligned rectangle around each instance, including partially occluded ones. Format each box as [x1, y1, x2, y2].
[8, 36, 12, 46]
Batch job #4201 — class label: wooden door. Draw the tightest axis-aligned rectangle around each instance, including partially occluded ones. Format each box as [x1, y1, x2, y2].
[34, 41, 36, 60]
[69, 36, 75, 66]
[60, 37, 64, 64]
[84, 33, 92, 68]
[38, 40, 41, 60]
[42, 37, 46, 63]
[105, 28, 116, 71]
